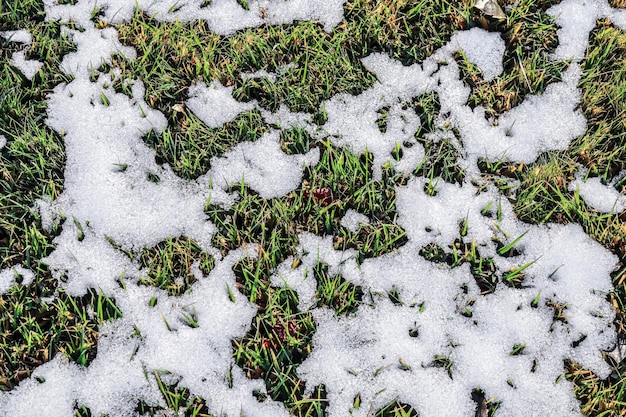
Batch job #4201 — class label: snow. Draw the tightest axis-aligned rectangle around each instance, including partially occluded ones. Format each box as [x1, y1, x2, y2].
[569, 169, 626, 213]
[340, 209, 370, 232]
[9, 49, 43, 80]
[0, 29, 32, 43]
[202, 131, 319, 199]
[187, 81, 257, 129]
[0, 135, 6, 149]
[299, 220, 616, 417]
[1, 29, 43, 80]
[0, 265, 35, 295]
[2, 0, 625, 416]
[454, 28, 505, 80]
[59, 0, 346, 34]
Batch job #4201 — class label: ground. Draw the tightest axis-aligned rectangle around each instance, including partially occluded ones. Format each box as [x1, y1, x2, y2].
[1, 0, 626, 416]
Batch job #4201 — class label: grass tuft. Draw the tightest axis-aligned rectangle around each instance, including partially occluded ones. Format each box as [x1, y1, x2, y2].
[137, 236, 215, 297]
[0, 287, 121, 389]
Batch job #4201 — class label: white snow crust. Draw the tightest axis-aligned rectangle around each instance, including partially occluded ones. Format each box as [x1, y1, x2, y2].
[2, 0, 625, 416]
[186, 80, 257, 129]
[1, 29, 43, 80]
[0, 29, 32, 43]
[455, 28, 505, 80]
[340, 209, 370, 232]
[569, 169, 626, 213]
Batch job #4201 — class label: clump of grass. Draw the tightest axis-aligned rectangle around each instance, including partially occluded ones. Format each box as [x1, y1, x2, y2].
[313, 261, 363, 315]
[280, 127, 316, 155]
[74, 403, 93, 417]
[115, 14, 377, 116]
[230, 22, 377, 113]
[373, 400, 418, 417]
[207, 140, 406, 266]
[419, 234, 512, 297]
[137, 236, 215, 297]
[411, 92, 465, 185]
[432, 354, 455, 379]
[509, 152, 577, 224]
[231, 262, 326, 416]
[566, 360, 626, 416]
[341, 0, 472, 66]
[571, 20, 626, 181]
[471, 387, 500, 417]
[0, 0, 47, 31]
[457, 0, 569, 121]
[1, 11, 74, 271]
[134, 371, 213, 416]
[0, 287, 121, 390]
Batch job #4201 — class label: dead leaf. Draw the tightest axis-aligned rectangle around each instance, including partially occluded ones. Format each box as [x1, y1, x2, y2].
[474, 0, 507, 19]
[471, 389, 489, 417]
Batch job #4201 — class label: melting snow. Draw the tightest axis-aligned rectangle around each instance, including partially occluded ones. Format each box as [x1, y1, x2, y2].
[1, 29, 43, 80]
[0, 29, 32, 43]
[202, 130, 319, 199]
[454, 28, 505, 80]
[0, 266, 35, 295]
[187, 80, 257, 129]
[569, 169, 626, 213]
[340, 209, 370, 233]
[1, 0, 625, 416]
[9, 49, 43, 80]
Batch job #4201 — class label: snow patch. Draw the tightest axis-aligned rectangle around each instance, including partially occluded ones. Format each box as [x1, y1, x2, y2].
[204, 131, 319, 199]
[9, 49, 43, 80]
[340, 209, 370, 233]
[454, 27, 505, 80]
[187, 80, 257, 129]
[569, 170, 626, 213]
[0, 265, 35, 295]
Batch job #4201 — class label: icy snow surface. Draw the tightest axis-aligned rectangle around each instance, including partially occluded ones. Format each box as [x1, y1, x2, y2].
[1, 29, 43, 80]
[340, 209, 370, 233]
[1, 0, 626, 416]
[9, 49, 43, 80]
[0, 29, 32, 43]
[569, 169, 626, 213]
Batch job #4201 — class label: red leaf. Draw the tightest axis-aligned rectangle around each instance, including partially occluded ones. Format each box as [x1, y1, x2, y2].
[305, 187, 335, 206]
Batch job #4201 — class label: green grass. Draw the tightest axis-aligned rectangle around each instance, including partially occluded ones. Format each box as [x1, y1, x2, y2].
[133, 371, 213, 416]
[1, 0, 626, 416]
[207, 140, 407, 268]
[136, 236, 215, 297]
